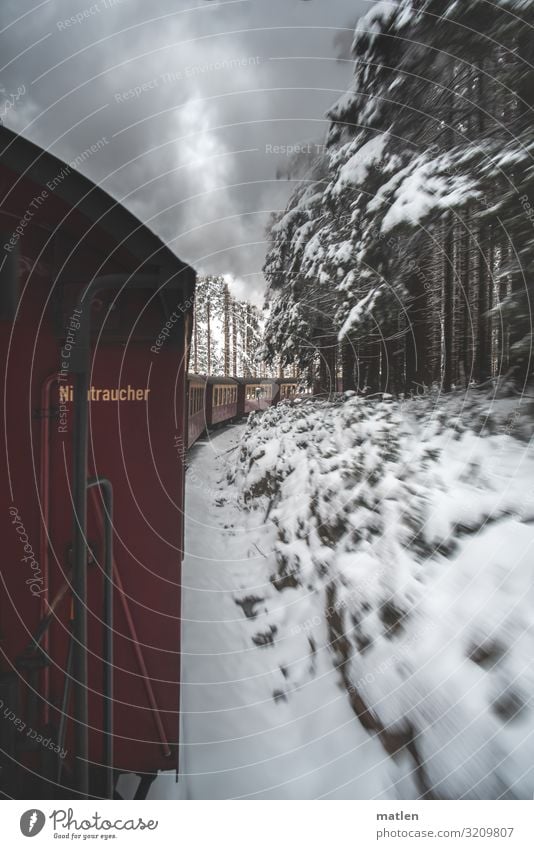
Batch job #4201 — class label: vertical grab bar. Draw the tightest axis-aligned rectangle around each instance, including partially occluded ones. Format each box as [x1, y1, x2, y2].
[87, 477, 114, 800]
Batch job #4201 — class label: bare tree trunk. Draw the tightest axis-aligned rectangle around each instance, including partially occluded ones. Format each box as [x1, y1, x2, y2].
[206, 295, 211, 376]
[193, 306, 198, 373]
[460, 210, 472, 385]
[223, 283, 230, 376]
[244, 304, 252, 376]
[443, 219, 455, 392]
[474, 65, 492, 384]
[361, 340, 380, 394]
[342, 340, 356, 391]
[475, 224, 491, 382]
[232, 299, 238, 376]
[317, 337, 336, 393]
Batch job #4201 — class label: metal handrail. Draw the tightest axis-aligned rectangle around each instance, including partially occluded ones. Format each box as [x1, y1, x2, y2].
[87, 477, 114, 800]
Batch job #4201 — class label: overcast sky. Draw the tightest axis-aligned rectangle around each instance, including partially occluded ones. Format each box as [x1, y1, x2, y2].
[1, 0, 370, 303]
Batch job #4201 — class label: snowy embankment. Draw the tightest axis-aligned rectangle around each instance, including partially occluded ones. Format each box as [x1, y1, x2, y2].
[147, 424, 398, 800]
[233, 390, 534, 800]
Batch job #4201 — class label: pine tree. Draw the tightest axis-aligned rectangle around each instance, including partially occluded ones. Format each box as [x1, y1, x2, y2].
[263, 0, 534, 393]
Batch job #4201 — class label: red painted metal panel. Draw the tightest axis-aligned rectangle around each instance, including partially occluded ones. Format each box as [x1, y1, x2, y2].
[0, 156, 191, 789]
[188, 410, 205, 447]
[211, 402, 238, 424]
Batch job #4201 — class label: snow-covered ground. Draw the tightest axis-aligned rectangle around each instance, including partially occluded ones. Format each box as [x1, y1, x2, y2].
[140, 389, 534, 800]
[147, 423, 408, 800]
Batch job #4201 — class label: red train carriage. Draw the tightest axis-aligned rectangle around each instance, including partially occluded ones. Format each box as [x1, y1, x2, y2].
[278, 379, 300, 401]
[205, 376, 239, 427]
[0, 127, 195, 799]
[186, 374, 207, 448]
[241, 378, 300, 413]
[242, 378, 276, 413]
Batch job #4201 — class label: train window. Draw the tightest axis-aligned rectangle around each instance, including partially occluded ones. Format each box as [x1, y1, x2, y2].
[191, 386, 201, 415]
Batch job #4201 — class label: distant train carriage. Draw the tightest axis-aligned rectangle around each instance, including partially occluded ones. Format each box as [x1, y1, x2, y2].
[278, 379, 300, 401]
[0, 126, 195, 800]
[242, 378, 276, 412]
[187, 374, 207, 448]
[206, 376, 239, 426]
[241, 378, 302, 412]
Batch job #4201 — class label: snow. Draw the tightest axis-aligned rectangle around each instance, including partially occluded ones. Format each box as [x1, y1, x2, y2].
[332, 133, 388, 196]
[337, 287, 381, 339]
[147, 424, 407, 800]
[368, 155, 480, 232]
[353, 1, 398, 47]
[127, 388, 534, 800]
[233, 390, 534, 799]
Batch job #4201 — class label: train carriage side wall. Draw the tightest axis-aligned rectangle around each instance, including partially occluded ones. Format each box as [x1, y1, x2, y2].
[0, 156, 193, 785]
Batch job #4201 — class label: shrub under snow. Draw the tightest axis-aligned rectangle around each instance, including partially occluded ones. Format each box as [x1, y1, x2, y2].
[234, 391, 534, 799]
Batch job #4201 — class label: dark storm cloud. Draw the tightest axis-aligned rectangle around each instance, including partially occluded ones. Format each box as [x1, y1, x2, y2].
[1, 0, 369, 301]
